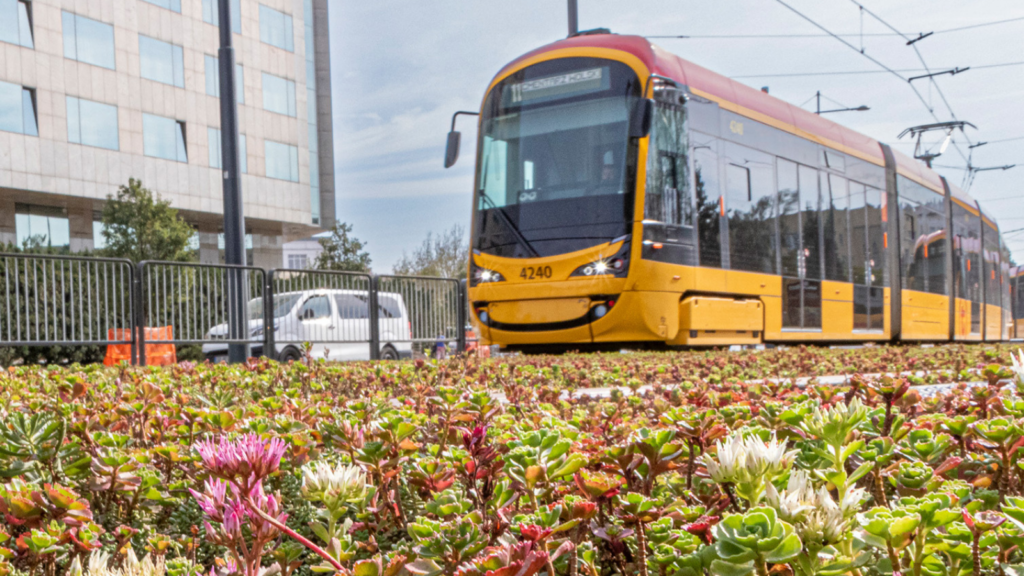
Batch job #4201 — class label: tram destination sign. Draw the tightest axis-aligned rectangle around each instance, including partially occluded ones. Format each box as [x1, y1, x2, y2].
[503, 67, 610, 106]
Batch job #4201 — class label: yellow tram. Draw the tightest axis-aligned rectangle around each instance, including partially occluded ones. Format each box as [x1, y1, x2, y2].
[445, 32, 1016, 349]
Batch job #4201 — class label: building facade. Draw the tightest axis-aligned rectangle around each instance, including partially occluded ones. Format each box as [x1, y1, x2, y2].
[0, 0, 335, 267]
[281, 235, 322, 268]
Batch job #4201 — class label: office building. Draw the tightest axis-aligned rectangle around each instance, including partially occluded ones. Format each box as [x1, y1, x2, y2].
[0, 0, 335, 267]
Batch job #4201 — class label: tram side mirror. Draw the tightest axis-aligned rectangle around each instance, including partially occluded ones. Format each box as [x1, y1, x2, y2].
[629, 98, 654, 138]
[444, 130, 461, 168]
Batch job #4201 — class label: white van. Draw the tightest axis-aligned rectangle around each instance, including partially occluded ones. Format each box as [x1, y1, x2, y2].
[202, 289, 413, 362]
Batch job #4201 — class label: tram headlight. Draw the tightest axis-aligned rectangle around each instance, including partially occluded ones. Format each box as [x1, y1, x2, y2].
[570, 240, 630, 278]
[470, 261, 505, 287]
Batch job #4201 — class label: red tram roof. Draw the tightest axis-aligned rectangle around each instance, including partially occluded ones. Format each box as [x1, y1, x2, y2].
[496, 33, 951, 192]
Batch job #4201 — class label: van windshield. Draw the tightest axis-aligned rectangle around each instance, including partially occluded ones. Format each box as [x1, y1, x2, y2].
[247, 293, 303, 320]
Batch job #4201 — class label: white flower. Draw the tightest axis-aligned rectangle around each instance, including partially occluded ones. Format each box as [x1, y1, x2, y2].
[703, 432, 797, 484]
[766, 470, 817, 522]
[79, 549, 165, 576]
[301, 461, 369, 506]
[766, 470, 861, 545]
[1011, 349, 1024, 384]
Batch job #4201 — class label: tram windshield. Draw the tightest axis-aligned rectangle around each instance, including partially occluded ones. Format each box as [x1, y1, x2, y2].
[474, 58, 641, 258]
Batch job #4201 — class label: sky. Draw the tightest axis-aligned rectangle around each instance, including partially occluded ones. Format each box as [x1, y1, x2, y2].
[327, 0, 1024, 272]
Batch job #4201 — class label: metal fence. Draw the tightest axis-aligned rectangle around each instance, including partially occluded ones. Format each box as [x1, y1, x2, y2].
[0, 252, 468, 365]
[137, 261, 266, 365]
[1, 253, 135, 349]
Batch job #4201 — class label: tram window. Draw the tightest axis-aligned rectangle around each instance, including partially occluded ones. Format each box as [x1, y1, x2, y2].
[645, 104, 690, 226]
[985, 231, 1001, 307]
[727, 164, 751, 202]
[725, 144, 776, 274]
[804, 279, 822, 328]
[524, 160, 534, 190]
[694, 134, 722, 268]
[899, 194, 925, 292]
[865, 186, 886, 287]
[479, 136, 508, 207]
[823, 174, 851, 283]
[777, 159, 800, 278]
[820, 149, 846, 173]
[782, 278, 802, 328]
[898, 176, 948, 295]
[799, 165, 822, 280]
[849, 182, 867, 285]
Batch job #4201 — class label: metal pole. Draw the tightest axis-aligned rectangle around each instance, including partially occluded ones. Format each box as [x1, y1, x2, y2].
[217, 0, 249, 363]
[816, 91, 820, 115]
[368, 275, 380, 360]
[264, 271, 276, 361]
[568, 0, 578, 37]
[457, 279, 467, 354]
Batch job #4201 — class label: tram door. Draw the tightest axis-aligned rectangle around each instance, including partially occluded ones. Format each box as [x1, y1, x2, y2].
[850, 183, 885, 332]
[778, 160, 823, 330]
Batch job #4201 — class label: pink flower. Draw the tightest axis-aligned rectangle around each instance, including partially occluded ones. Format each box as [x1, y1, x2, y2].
[189, 478, 228, 521]
[194, 434, 287, 484]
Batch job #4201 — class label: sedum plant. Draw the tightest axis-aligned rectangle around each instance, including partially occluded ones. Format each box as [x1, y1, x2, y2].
[710, 506, 802, 576]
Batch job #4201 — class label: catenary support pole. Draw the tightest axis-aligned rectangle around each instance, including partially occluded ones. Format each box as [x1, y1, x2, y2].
[568, 0, 578, 36]
[217, 0, 250, 362]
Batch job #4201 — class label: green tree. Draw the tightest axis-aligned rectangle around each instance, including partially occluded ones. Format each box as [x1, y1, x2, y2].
[315, 223, 372, 272]
[393, 224, 468, 279]
[100, 178, 196, 262]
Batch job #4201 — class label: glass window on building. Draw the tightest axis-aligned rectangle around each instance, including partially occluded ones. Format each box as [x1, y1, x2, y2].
[287, 254, 308, 269]
[15, 204, 70, 249]
[265, 140, 298, 182]
[208, 128, 246, 173]
[62, 12, 115, 69]
[259, 5, 293, 51]
[204, 55, 244, 103]
[261, 73, 295, 116]
[139, 35, 184, 88]
[67, 96, 118, 150]
[143, 113, 187, 162]
[0, 80, 37, 136]
[202, 0, 241, 33]
[140, 0, 181, 13]
[92, 216, 107, 250]
[0, 0, 34, 48]
[208, 127, 221, 168]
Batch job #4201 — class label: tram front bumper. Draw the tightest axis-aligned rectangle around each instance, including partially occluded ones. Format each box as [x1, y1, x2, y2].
[474, 291, 680, 346]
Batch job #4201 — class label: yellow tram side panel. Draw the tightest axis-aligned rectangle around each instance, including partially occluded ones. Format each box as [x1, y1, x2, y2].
[952, 298, 982, 342]
[765, 282, 891, 342]
[900, 290, 949, 341]
[986, 303, 1004, 341]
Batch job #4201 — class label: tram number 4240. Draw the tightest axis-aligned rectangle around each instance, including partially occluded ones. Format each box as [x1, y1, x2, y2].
[519, 266, 553, 280]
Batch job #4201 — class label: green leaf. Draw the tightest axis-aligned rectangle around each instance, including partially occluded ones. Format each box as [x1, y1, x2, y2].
[710, 559, 755, 576]
[888, 514, 921, 537]
[764, 533, 802, 563]
[352, 560, 381, 576]
[848, 462, 874, 484]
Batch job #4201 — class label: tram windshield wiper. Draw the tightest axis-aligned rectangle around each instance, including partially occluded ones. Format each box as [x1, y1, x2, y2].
[478, 190, 541, 258]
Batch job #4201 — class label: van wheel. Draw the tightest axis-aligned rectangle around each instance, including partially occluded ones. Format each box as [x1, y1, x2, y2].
[380, 345, 399, 361]
[280, 347, 302, 363]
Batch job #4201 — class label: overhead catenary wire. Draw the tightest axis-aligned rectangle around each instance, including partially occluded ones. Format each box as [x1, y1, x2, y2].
[732, 61, 1024, 79]
[844, 0, 973, 167]
[645, 15, 1024, 39]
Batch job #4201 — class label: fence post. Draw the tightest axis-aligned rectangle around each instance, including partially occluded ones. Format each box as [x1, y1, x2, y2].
[264, 270, 275, 361]
[129, 263, 138, 366]
[369, 274, 380, 360]
[457, 279, 467, 354]
[135, 262, 147, 367]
